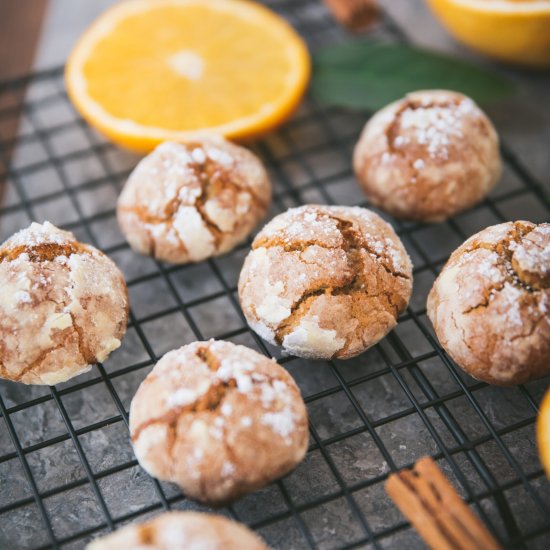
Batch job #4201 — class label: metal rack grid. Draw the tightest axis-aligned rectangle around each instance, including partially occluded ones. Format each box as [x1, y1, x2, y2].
[0, 1, 549, 549]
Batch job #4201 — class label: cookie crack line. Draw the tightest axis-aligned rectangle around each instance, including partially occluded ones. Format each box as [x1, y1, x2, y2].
[120, 192, 191, 258]
[118, 202, 176, 226]
[459, 222, 544, 315]
[273, 214, 404, 346]
[274, 288, 326, 345]
[131, 378, 238, 444]
[461, 280, 505, 315]
[195, 345, 221, 371]
[163, 344, 240, 481]
[327, 213, 410, 279]
[0, 242, 91, 263]
[509, 314, 547, 343]
[191, 155, 267, 245]
[121, 195, 191, 257]
[123, 150, 266, 251]
[253, 214, 409, 279]
[193, 166, 226, 247]
[69, 312, 96, 364]
[187, 142, 269, 211]
[0, 336, 74, 382]
[252, 236, 340, 253]
[132, 345, 283, 443]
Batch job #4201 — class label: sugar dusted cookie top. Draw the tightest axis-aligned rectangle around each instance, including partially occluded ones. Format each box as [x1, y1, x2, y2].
[353, 90, 501, 222]
[238, 204, 413, 360]
[428, 221, 550, 386]
[129, 340, 308, 506]
[117, 138, 271, 264]
[87, 511, 269, 550]
[0, 221, 128, 385]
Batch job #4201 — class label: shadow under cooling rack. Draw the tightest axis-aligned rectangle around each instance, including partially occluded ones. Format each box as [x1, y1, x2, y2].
[1, 1, 550, 549]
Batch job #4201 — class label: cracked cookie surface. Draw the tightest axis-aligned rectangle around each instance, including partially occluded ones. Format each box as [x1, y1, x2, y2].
[238, 205, 413, 360]
[427, 221, 550, 386]
[129, 340, 308, 506]
[117, 139, 271, 264]
[87, 511, 269, 550]
[0, 222, 128, 385]
[353, 90, 501, 222]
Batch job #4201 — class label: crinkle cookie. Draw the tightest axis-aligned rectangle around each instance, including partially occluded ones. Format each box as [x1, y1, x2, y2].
[0, 222, 128, 385]
[353, 90, 501, 222]
[117, 139, 271, 264]
[238, 205, 413, 359]
[428, 221, 550, 386]
[87, 511, 268, 550]
[129, 340, 308, 506]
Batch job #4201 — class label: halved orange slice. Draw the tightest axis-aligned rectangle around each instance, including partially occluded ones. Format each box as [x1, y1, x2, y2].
[427, 0, 550, 68]
[65, 0, 310, 152]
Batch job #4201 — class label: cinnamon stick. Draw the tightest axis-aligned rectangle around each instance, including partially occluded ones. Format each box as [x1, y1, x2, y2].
[323, 0, 379, 32]
[385, 456, 502, 550]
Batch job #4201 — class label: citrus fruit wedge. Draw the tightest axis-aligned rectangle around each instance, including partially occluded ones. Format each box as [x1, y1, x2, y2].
[427, 0, 550, 68]
[537, 386, 550, 478]
[65, 0, 310, 152]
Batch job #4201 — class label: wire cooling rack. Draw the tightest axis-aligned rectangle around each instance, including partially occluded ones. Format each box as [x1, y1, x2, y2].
[1, 1, 549, 549]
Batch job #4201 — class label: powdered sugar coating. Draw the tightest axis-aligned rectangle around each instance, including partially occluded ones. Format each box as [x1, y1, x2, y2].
[6, 221, 71, 247]
[129, 340, 308, 506]
[353, 90, 501, 222]
[87, 511, 268, 550]
[117, 138, 271, 264]
[0, 222, 128, 385]
[238, 205, 413, 360]
[428, 221, 550, 386]
[512, 224, 550, 283]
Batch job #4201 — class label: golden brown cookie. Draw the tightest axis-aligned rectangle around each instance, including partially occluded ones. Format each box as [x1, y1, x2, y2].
[353, 90, 501, 222]
[129, 340, 308, 506]
[0, 222, 128, 385]
[238, 205, 413, 359]
[427, 221, 550, 386]
[117, 139, 271, 264]
[87, 511, 269, 550]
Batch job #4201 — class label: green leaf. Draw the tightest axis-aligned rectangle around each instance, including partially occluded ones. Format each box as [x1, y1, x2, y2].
[311, 41, 515, 111]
